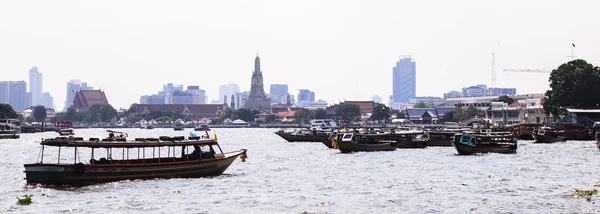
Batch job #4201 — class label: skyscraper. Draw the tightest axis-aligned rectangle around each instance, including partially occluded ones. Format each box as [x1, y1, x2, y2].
[40, 92, 54, 109]
[219, 84, 240, 104]
[0, 81, 28, 111]
[392, 56, 416, 103]
[243, 55, 272, 112]
[297, 89, 315, 103]
[269, 84, 289, 104]
[29, 66, 43, 106]
[65, 80, 92, 111]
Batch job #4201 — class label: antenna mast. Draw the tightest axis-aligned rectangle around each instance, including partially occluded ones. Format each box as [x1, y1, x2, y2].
[491, 51, 496, 95]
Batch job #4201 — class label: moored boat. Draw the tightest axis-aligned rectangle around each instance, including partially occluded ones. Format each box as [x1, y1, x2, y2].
[532, 127, 565, 143]
[173, 123, 184, 131]
[334, 132, 396, 153]
[57, 128, 75, 136]
[23, 131, 248, 185]
[194, 124, 211, 131]
[274, 129, 331, 143]
[505, 123, 542, 140]
[426, 128, 469, 147]
[451, 131, 517, 155]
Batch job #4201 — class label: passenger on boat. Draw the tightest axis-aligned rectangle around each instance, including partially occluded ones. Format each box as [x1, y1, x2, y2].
[204, 131, 209, 138]
[108, 132, 115, 139]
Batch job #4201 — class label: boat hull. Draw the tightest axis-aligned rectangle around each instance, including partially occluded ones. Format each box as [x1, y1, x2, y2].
[532, 133, 565, 143]
[321, 139, 335, 148]
[24, 151, 245, 185]
[336, 140, 396, 153]
[397, 140, 428, 148]
[274, 132, 328, 143]
[427, 140, 452, 147]
[0, 134, 19, 139]
[452, 142, 517, 155]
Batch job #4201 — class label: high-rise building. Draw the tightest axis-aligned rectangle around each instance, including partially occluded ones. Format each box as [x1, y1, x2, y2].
[235, 91, 249, 110]
[242, 55, 272, 112]
[269, 84, 289, 104]
[443, 91, 462, 99]
[140, 95, 166, 104]
[40, 92, 54, 109]
[392, 56, 416, 103]
[487, 87, 517, 96]
[462, 85, 487, 97]
[219, 84, 240, 104]
[185, 86, 207, 104]
[162, 83, 184, 96]
[65, 80, 92, 110]
[29, 66, 43, 106]
[0, 81, 28, 111]
[297, 89, 315, 103]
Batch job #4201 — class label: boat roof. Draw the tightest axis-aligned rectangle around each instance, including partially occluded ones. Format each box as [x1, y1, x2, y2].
[41, 138, 218, 148]
[106, 130, 127, 134]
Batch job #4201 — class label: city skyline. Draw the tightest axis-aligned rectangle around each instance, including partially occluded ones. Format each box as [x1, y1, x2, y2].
[1, 1, 599, 110]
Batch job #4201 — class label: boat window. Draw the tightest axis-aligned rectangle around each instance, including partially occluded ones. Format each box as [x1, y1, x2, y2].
[342, 134, 353, 140]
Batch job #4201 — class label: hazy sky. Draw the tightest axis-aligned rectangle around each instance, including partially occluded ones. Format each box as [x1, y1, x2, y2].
[1, 0, 599, 110]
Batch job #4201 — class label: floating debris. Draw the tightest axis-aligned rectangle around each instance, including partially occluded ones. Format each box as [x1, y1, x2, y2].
[570, 189, 598, 201]
[16, 194, 33, 205]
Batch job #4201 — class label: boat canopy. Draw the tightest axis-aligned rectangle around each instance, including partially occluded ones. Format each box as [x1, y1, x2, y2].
[40, 138, 218, 148]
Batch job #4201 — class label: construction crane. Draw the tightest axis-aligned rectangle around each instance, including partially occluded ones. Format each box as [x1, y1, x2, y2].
[503, 69, 552, 73]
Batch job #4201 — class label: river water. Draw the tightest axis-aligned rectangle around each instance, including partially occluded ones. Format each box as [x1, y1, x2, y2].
[1, 128, 599, 213]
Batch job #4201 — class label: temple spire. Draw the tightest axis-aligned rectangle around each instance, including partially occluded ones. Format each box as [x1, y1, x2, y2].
[254, 54, 261, 73]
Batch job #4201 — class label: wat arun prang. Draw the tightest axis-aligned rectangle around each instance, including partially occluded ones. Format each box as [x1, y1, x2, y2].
[243, 55, 272, 113]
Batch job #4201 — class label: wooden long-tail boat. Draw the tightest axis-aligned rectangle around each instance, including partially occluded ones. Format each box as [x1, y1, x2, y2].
[274, 129, 331, 143]
[504, 123, 542, 140]
[334, 132, 396, 153]
[532, 127, 565, 143]
[451, 131, 517, 155]
[24, 131, 247, 185]
[426, 128, 471, 146]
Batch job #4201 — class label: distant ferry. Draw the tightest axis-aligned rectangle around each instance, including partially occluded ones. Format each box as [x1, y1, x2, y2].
[310, 119, 338, 129]
[0, 119, 21, 134]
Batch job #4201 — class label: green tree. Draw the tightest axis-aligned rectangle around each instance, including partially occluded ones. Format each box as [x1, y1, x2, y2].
[293, 109, 314, 124]
[314, 108, 328, 119]
[126, 103, 138, 115]
[335, 103, 361, 122]
[84, 104, 103, 123]
[452, 106, 467, 122]
[125, 114, 138, 124]
[414, 101, 432, 108]
[236, 108, 257, 122]
[442, 110, 455, 122]
[492, 95, 515, 104]
[26, 115, 36, 123]
[32, 105, 47, 122]
[0, 103, 18, 119]
[99, 104, 117, 122]
[64, 108, 81, 122]
[391, 109, 403, 119]
[265, 114, 279, 124]
[544, 59, 600, 116]
[466, 106, 484, 118]
[370, 103, 391, 123]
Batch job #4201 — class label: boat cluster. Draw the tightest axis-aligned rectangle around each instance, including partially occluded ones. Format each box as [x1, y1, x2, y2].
[275, 123, 600, 155]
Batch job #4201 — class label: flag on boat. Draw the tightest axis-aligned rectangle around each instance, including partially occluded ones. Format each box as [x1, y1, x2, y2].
[189, 132, 197, 137]
[213, 131, 218, 142]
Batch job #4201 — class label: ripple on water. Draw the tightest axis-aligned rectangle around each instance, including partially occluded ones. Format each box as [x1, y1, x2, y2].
[1, 129, 600, 213]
